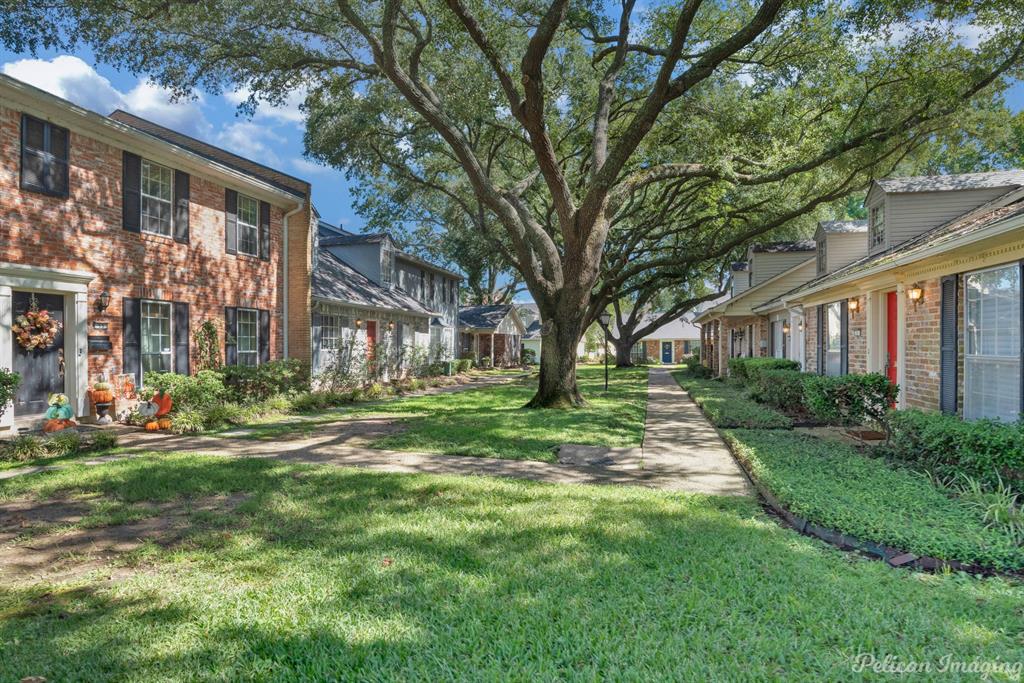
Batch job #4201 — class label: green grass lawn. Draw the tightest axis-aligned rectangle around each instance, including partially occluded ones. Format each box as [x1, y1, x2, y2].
[1, 454, 1021, 681]
[237, 366, 649, 462]
[671, 369, 792, 429]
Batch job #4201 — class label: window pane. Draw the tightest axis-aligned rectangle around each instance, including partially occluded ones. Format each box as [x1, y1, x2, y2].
[141, 301, 172, 376]
[141, 160, 173, 236]
[965, 265, 1021, 421]
[236, 309, 258, 366]
[237, 195, 259, 256]
[22, 150, 45, 188]
[24, 117, 44, 150]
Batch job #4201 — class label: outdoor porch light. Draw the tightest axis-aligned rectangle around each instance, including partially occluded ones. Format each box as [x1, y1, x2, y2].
[907, 284, 924, 303]
[355, 318, 363, 328]
[782, 321, 791, 334]
[847, 298, 859, 312]
[388, 320, 395, 331]
[798, 321, 804, 332]
[96, 290, 111, 312]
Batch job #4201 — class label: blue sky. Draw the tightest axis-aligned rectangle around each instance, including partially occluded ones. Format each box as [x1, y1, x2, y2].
[0, 47, 364, 231]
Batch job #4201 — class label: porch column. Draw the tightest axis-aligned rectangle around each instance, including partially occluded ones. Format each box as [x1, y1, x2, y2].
[0, 286, 12, 433]
[490, 332, 495, 366]
[71, 291, 89, 419]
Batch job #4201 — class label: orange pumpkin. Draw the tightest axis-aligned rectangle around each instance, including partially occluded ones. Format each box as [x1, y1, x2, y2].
[144, 420, 161, 432]
[158, 417, 173, 430]
[92, 390, 113, 403]
[43, 418, 71, 433]
[152, 391, 173, 417]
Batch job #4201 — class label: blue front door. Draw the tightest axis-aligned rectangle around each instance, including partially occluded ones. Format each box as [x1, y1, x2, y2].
[661, 341, 673, 364]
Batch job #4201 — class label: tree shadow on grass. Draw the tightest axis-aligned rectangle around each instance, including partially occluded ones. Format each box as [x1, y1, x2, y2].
[1, 455, 1020, 680]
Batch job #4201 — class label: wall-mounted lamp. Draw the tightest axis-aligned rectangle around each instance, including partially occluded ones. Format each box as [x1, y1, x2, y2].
[798, 321, 804, 332]
[782, 322, 791, 334]
[907, 284, 924, 304]
[96, 290, 111, 313]
[355, 318, 363, 329]
[847, 298, 860, 313]
[388, 321, 395, 331]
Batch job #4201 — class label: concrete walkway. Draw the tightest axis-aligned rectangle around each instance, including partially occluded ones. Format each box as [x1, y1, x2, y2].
[2, 368, 752, 496]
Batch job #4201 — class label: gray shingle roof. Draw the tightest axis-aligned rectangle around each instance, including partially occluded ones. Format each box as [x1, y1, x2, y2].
[751, 239, 816, 253]
[524, 319, 543, 339]
[108, 110, 309, 197]
[313, 249, 432, 316]
[819, 219, 867, 233]
[787, 199, 1024, 298]
[730, 261, 749, 271]
[875, 170, 1024, 194]
[459, 305, 515, 330]
[319, 233, 388, 247]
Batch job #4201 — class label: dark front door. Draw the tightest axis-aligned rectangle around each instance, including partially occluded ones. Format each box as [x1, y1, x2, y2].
[661, 341, 673, 364]
[11, 291, 66, 416]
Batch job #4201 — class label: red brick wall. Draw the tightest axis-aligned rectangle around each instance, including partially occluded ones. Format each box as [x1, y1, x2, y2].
[903, 278, 942, 411]
[1, 104, 288, 384]
[848, 295, 867, 374]
[673, 340, 684, 361]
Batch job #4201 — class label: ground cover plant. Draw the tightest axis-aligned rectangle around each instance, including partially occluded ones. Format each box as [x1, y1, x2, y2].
[723, 428, 1024, 571]
[671, 369, 792, 429]
[0, 454, 1021, 681]
[235, 366, 649, 462]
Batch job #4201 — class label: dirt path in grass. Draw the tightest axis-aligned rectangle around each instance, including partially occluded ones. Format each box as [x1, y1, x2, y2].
[1, 368, 751, 496]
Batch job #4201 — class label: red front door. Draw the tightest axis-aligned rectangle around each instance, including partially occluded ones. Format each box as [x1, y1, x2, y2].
[886, 291, 898, 387]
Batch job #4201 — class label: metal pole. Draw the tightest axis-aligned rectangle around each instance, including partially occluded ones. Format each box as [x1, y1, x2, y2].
[604, 326, 609, 392]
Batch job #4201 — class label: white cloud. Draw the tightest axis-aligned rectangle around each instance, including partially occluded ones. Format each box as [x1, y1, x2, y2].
[215, 121, 285, 166]
[2, 55, 211, 138]
[291, 157, 338, 176]
[225, 86, 307, 124]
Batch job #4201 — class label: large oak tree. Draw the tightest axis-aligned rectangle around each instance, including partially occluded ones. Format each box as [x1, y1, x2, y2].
[5, 0, 1024, 406]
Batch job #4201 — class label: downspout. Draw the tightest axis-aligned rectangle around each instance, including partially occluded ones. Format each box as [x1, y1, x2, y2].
[282, 200, 306, 358]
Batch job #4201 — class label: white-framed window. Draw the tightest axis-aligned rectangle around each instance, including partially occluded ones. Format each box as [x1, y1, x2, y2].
[141, 300, 172, 374]
[237, 194, 260, 256]
[965, 264, 1021, 421]
[237, 308, 259, 366]
[816, 238, 827, 274]
[825, 301, 843, 376]
[380, 242, 394, 287]
[141, 159, 173, 236]
[870, 205, 885, 248]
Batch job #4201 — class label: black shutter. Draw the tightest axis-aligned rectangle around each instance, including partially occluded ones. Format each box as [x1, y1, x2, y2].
[840, 299, 849, 376]
[259, 309, 271, 364]
[816, 304, 825, 374]
[939, 276, 958, 414]
[225, 189, 238, 255]
[122, 297, 142, 387]
[173, 302, 190, 376]
[259, 200, 271, 261]
[122, 151, 141, 232]
[173, 170, 190, 244]
[225, 307, 238, 365]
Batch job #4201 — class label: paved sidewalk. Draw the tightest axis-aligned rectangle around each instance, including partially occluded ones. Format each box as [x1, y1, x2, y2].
[2, 368, 752, 495]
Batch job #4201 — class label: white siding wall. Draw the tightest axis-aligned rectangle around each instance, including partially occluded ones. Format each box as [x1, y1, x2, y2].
[873, 188, 1008, 255]
[827, 232, 868, 272]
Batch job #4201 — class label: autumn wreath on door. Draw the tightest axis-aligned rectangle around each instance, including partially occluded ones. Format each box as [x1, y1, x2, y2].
[12, 294, 62, 351]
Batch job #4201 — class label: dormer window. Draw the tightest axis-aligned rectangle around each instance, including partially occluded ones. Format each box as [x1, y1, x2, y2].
[870, 206, 885, 248]
[380, 241, 394, 287]
[817, 238, 827, 274]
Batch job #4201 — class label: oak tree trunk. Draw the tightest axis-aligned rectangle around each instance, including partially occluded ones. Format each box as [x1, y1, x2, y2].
[613, 336, 636, 368]
[527, 315, 586, 408]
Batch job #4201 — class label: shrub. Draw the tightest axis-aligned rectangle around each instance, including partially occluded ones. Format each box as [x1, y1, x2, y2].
[2, 434, 46, 461]
[221, 359, 310, 403]
[192, 320, 222, 372]
[749, 369, 813, 413]
[0, 369, 21, 420]
[803, 373, 898, 429]
[672, 370, 792, 429]
[364, 382, 386, 400]
[456, 358, 473, 373]
[144, 370, 226, 412]
[170, 409, 206, 433]
[204, 402, 245, 428]
[426, 362, 446, 377]
[521, 348, 537, 365]
[884, 409, 1024, 493]
[728, 358, 800, 384]
[86, 430, 119, 451]
[44, 430, 83, 456]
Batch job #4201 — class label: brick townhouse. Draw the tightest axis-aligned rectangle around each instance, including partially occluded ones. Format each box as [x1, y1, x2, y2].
[0, 74, 314, 433]
[699, 169, 1024, 423]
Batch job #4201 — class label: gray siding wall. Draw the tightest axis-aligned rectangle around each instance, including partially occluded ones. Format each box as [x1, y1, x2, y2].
[732, 267, 751, 296]
[751, 251, 815, 286]
[827, 232, 867, 272]
[395, 255, 460, 358]
[872, 188, 1008, 255]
